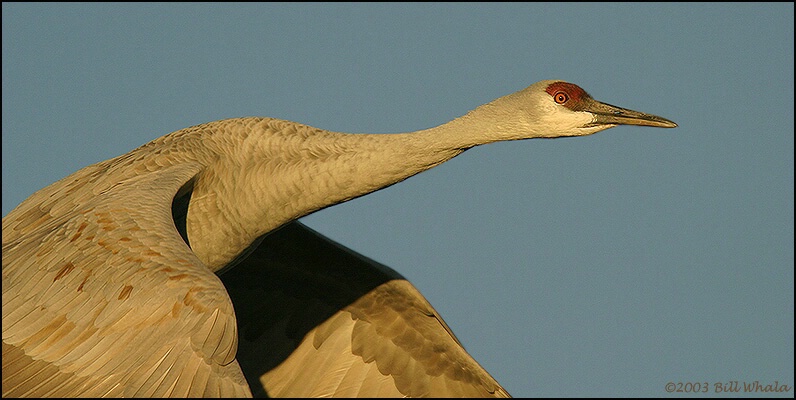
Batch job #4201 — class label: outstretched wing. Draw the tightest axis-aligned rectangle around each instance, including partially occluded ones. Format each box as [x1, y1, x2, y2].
[222, 221, 511, 398]
[2, 159, 251, 397]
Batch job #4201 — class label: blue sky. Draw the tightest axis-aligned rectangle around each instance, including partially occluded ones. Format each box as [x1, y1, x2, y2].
[3, 3, 793, 397]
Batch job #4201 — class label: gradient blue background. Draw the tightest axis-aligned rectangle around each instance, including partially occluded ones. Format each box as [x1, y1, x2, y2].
[3, 3, 793, 397]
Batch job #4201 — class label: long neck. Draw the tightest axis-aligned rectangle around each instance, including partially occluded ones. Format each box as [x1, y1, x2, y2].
[185, 114, 501, 271]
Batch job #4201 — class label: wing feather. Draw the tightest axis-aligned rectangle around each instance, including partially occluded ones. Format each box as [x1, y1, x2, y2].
[224, 221, 511, 397]
[3, 156, 251, 397]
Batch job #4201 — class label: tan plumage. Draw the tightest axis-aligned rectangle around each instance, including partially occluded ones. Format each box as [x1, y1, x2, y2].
[2, 80, 675, 397]
[225, 222, 509, 397]
[3, 161, 249, 397]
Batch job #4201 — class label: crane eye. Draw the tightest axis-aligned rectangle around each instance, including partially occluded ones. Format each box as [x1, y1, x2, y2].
[554, 91, 569, 104]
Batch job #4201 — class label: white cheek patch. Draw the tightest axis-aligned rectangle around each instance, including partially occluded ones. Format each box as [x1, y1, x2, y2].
[537, 108, 594, 136]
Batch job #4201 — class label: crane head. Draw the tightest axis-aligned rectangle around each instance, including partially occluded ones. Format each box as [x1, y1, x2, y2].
[490, 80, 677, 140]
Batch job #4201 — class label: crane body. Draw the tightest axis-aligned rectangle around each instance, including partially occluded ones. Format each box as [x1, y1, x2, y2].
[2, 80, 675, 397]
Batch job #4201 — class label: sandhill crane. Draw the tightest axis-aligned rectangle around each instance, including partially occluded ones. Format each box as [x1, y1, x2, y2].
[2, 80, 676, 397]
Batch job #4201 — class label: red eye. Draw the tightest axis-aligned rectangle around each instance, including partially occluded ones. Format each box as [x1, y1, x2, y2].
[554, 91, 569, 104]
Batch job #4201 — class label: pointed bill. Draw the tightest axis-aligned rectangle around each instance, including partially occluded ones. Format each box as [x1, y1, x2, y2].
[587, 99, 678, 128]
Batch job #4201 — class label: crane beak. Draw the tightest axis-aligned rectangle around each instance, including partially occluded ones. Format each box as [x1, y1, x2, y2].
[587, 99, 677, 128]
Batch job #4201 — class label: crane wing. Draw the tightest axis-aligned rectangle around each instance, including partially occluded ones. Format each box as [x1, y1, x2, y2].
[2, 159, 251, 397]
[222, 221, 511, 398]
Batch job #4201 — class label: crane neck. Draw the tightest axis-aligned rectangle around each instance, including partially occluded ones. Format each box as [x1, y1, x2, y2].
[184, 111, 506, 271]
